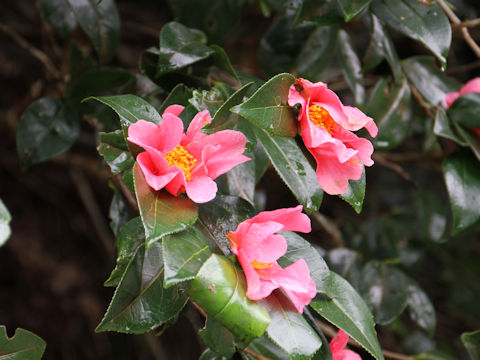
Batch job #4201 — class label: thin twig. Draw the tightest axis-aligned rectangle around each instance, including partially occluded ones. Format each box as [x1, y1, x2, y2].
[455, 17, 480, 29]
[372, 153, 418, 188]
[409, 84, 434, 118]
[244, 348, 270, 360]
[0, 22, 59, 79]
[311, 212, 344, 247]
[437, 0, 480, 58]
[113, 174, 139, 212]
[445, 60, 480, 75]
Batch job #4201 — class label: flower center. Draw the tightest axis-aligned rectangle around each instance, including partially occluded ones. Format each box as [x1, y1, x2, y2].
[251, 260, 273, 270]
[308, 104, 338, 134]
[164, 145, 197, 181]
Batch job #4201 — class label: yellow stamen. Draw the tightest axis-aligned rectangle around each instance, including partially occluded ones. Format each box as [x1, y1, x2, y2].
[164, 145, 197, 181]
[308, 104, 338, 134]
[251, 260, 273, 270]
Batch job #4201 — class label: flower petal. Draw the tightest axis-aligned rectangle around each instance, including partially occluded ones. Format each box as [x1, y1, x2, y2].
[342, 106, 378, 137]
[136, 152, 178, 191]
[241, 221, 287, 263]
[246, 205, 311, 234]
[158, 113, 185, 153]
[127, 120, 162, 150]
[185, 176, 218, 203]
[163, 104, 184, 117]
[238, 249, 278, 300]
[183, 109, 212, 144]
[459, 77, 480, 96]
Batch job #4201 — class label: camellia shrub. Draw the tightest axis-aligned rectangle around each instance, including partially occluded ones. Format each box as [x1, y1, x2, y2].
[3, 0, 480, 359]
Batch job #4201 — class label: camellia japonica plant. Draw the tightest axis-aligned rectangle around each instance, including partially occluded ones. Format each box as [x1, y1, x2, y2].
[3, 0, 480, 359]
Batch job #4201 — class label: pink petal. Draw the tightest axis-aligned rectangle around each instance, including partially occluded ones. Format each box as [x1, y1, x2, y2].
[158, 113, 185, 153]
[444, 91, 460, 108]
[309, 145, 363, 195]
[248, 205, 311, 234]
[163, 104, 184, 117]
[241, 221, 287, 263]
[335, 128, 374, 166]
[329, 329, 349, 353]
[183, 109, 212, 144]
[185, 176, 218, 203]
[459, 77, 480, 96]
[332, 349, 362, 360]
[342, 106, 378, 137]
[127, 120, 162, 150]
[238, 249, 278, 300]
[269, 259, 316, 313]
[136, 152, 179, 191]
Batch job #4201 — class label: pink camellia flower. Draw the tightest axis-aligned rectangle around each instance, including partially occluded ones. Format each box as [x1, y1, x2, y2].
[288, 78, 378, 195]
[444, 77, 480, 138]
[329, 329, 361, 360]
[444, 77, 480, 108]
[226, 205, 316, 313]
[127, 105, 250, 203]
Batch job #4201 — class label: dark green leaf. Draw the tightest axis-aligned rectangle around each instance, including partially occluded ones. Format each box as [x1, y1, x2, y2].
[231, 73, 297, 137]
[223, 160, 256, 205]
[294, 26, 338, 81]
[265, 294, 322, 359]
[199, 316, 236, 358]
[98, 130, 134, 174]
[17, 98, 79, 171]
[402, 56, 459, 107]
[0, 199, 11, 247]
[452, 123, 480, 162]
[68, 41, 96, 84]
[87, 95, 162, 140]
[337, 29, 365, 105]
[157, 22, 214, 76]
[38, 0, 76, 38]
[158, 84, 193, 113]
[340, 165, 366, 214]
[359, 262, 409, 325]
[67, 68, 134, 113]
[96, 243, 188, 333]
[434, 107, 467, 146]
[0, 326, 46, 359]
[163, 226, 211, 287]
[133, 163, 198, 248]
[247, 335, 290, 360]
[199, 349, 230, 360]
[442, 151, 480, 235]
[188, 254, 270, 343]
[326, 249, 362, 293]
[447, 93, 480, 129]
[372, 0, 451, 67]
[252, 128, 323, 213]
[363, 14, 402, 82]
[210, 44, 239, 81]
[367, 77, 412, 149]
[338, 0, 371, 21]
[108, 189, 135, 238]
[189, 87, 224, 116]
[406, 278, 436, 336]
[292, 0, 344, 27]
[105, 217, 144, 287]
[67, 0, 120, 63]
[278, 231, 329, 292]
[199, 195, 256, 256]
[413, 350, 455, 360]
[310, 271, 384, 360]
[461, 330, 480, 360]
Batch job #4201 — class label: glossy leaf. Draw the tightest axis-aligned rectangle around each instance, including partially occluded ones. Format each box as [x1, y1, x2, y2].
[0, 326, 46, 359]
[199, 316, 236, 358]
[188, 254, 270, 343]
[340, 166, 366, 214]
[452, 123, 480, 162]
[294, 26, 338, 81]
[199, 195, 256, 256]
[88, 95, 162, 141]
[310, 271, 384, 360]
[158, 83, 193, 113]
[402, 56, 459, 107]
[367, 77, 412, 150]
[133, 163, 198, 248]
[442, 151, 480, 235]
[109, 189, 135, 237]
[359, 262, 409, 325]
[67, 0, 120, 63]
[247, 335, 290, 360]
[17, 98, 79, 171]
[434, 108, 467, 146]
[38, 0, 76, 38]
[447, 93, 480, 129]
[252, 127, 323, 213]
[461, 330, 480, 360]
[105, 217, 144, 287]
[363, 14, 402, 82]
[278, 231, 329, 292]
[372, 0, 451, 67]
[210, 44, 239, 81]
[0, 199, 11, 247]
[265, 294, 322, 359]
[96, 243, 188, 333]
[292, 0, 344, 28]
[157, 22, 214, 76]
[338, 0, 371, 21]
[162, 226, 211, 287]
[223, 160, 256, 205]
[327, 248, 362, 290]
[189, 87, 224, 116]
[406, 279, 436, 336]
[200, 349, 230, 360]
[231, 73, 297, 137]
[98, 130, 134, 174]
[337, 29, 365, 105]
